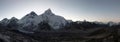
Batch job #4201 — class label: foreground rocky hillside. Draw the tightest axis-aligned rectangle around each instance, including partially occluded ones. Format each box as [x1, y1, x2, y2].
[0, 25, 119, 42]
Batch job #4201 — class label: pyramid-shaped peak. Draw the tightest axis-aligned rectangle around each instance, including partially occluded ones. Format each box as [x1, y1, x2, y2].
[44, 8, 53, 14]
[11, 17, 17, 19]
[29, 11, 37, 16]
[10, 17, 18, 20]
[2, 18, 9, 20]
[1, 18, 9, 23]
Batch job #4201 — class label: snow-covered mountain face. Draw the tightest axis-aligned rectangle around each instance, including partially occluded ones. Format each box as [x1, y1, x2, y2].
[0, 9, 67, 33]
[0, 17, 19, 27]
[18, 11, 38, 24]
[0, 18, 10, 26]
[17, 9, 67, 33]
[10, 17, 19, 22]
[37, 9, 67, 29]
[17, 11, 38, 33]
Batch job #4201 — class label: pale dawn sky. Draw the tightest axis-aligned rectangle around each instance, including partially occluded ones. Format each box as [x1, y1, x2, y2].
[0, 0, 120, 23]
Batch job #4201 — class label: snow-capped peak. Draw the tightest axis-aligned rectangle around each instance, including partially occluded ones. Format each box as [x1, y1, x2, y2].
[1, 18, 9, 21]
[45, 8, 52, 13]
[17, 9, 67, 33]
[11, 17, 16, 19]
[17, 11, 39, 33]
[39, 9, 67, 29]
[9, 17, 19, 23]
[19, 11, 38, 21]
[0, 18, 10, 26]
[23, 11, 37, 19]
[43, 8, 54, 15]
[0, 17, 18, 26]
[17, 11, 38, 27]
[10, 17, 18, 21]
[29, 11, 37, 16]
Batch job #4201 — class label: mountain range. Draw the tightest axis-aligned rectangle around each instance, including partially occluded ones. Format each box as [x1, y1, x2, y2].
[0, 9, 120, 42]
[0, 9, 119, 34]
[0, 9, 69, 33]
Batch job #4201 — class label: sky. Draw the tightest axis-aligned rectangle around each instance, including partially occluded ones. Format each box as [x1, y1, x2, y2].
[0, 0, 120, 23]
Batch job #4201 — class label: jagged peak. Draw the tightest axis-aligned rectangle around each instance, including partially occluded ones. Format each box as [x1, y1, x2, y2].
[10, 17, 19, 21]
[20, 11, 38, 20]
[45, 8, 52, 12]
[11, 17, 17, 19]
[0, 18, 9, 23]
[29, 11, 37, 16]
[44, 8, 54, 15]
[2, 18, 9, 21]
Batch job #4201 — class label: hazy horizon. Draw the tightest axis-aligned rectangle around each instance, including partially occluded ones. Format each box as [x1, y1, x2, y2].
[0, 0, 120, 23]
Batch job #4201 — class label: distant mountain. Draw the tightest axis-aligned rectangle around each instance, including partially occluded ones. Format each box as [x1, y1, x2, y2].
[0, 9, 118, 34]
[7, 17, 19, 28]
[0, 18, 10, 26]
[39, 9, 67, 29]
[0, 9, 119, 42]
[16, 9, 67, 33]
[17, 11, 38, 33]
[0, 17, 18, 26]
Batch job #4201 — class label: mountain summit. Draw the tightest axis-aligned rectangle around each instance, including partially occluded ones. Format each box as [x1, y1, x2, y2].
[17, 9, 67, 33]
[40, 9, 67, 29]
[44, 8, 52, 14]
[43, 8, 54, 16]
[29, 11, 37, 16]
